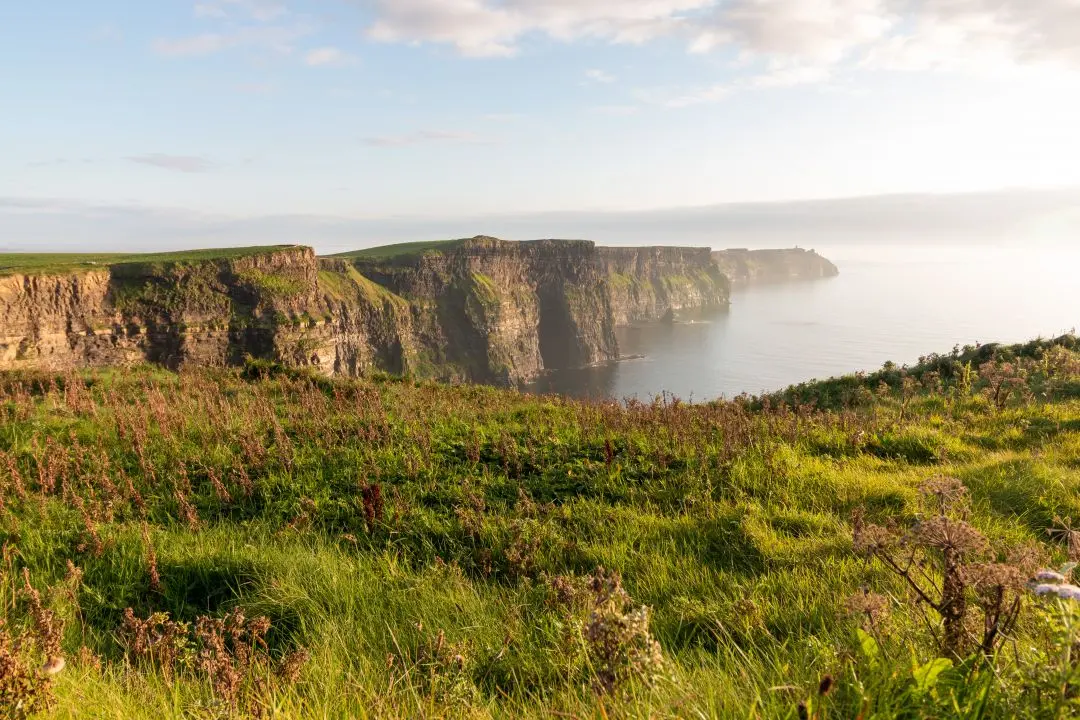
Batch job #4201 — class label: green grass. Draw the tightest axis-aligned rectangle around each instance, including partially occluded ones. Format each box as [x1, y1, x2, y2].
[331, 239, 468, 261]
[0, 246, 295, 276]
[318, 265, 410, 310]
[236, 269, 309, 298]
[1, 340, 1079, 718]
[607, 272, 639, 290]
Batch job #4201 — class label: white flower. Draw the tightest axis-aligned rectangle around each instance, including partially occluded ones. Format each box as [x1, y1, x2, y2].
[1032, 583, 1080, 601]
[1035, 570, 1067, 583]
[1055, 585, 1080, 601]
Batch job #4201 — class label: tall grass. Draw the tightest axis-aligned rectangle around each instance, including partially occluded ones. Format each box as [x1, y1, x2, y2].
[0, 337, 1078, 717]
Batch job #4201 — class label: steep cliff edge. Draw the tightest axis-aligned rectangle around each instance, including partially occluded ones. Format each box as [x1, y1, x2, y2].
[344, 237, 618, 384]
[712, 248, 839, 284]
[597, 246, 730, 325]
[0, 247, 415, 377]
[0, 238, 733, 385]
[340, 237, 731, 381]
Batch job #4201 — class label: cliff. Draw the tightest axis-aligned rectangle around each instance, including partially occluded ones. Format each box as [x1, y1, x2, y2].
[712, 248, 839, 285]
[0, 246, 389, 375]
[597, 246, 730, 325]
[0, 238, 730, 385]
[344, 237, 618, 384]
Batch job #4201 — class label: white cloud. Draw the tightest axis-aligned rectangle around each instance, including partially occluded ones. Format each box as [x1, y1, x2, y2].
[305, 47, 357, 67]
[863, 0, 1080, 74]
[366, 0, 713, 57]
[690, 0, 894, 63]
[153, 24, 309, 57]
[362, 0, 1080, 77]
[195, 0, 288, 22]
[128, 154, 218, 173]
[585, 68, 616, 83]
[362, 130, 491, 147]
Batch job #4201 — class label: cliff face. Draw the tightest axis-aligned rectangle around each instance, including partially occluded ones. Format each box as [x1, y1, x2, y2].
[349, 237, 618, 383]
[712, 248, 839, 285]
[0, 238, 734, 385]
[598, 246, 731, 325]
[0, 246, 355, 373]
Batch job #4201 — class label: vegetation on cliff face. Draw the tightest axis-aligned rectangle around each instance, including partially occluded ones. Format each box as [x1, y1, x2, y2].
[596, 247, 730, 327]
[0, 336, 1078, 718]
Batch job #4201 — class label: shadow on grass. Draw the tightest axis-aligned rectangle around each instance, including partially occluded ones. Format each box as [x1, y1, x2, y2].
[961, 459, 1080, 537]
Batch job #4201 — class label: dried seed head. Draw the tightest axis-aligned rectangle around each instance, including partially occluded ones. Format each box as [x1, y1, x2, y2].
[911, 515, 989, 557]
[41, 656, 66, 676]
[920, 476, 969, 510]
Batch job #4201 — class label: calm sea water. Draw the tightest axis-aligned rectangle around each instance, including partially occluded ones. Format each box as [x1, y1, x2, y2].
[527, 243, 1080, 401]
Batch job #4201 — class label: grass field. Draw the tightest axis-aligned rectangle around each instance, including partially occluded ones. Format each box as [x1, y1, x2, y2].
[1, 338, 1079, 718]
[0, 246, 294, 276]
[330, 239, 468, 261]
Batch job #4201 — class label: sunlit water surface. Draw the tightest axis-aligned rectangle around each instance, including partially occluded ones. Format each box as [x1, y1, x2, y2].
[527, 244, 1080, 401]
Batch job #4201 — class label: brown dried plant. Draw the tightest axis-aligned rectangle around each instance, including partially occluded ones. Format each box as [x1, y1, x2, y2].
[141, 522, 162, 594]
[119, 608, 191, 680]
[853, 476, 1038, 658]
[361, 482, 384, 531]
[583, 568, 665, 693]
[0, 623, 55, 720]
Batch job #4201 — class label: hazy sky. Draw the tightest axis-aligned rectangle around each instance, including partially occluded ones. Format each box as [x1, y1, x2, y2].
[3, 0, 1080, 236]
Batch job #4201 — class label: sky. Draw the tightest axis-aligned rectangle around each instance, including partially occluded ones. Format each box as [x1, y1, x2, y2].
[3, 0, 1080, 251]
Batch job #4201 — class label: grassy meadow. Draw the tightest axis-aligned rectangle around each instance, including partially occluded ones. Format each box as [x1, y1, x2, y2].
[0, 247, 293, 276]
[330, 239, 467, 261]
[1, 337, 1080, 718]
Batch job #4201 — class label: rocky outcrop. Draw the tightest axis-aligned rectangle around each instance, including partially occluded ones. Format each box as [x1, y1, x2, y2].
[0, 237, 737, 385]
[597, 246, 730, 325]
[712, 248, 839, 285]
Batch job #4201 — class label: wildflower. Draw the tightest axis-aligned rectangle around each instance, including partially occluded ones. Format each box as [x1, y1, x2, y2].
[1032, 583, 1080, 600]
[1054, 585, 1080, 601]
[1034, 570, 1067, 583]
